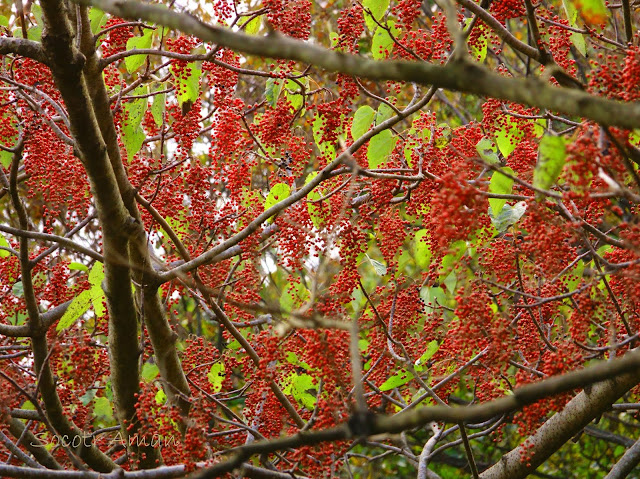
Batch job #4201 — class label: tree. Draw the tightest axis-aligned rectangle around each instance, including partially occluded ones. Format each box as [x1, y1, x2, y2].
[1, 0, 640, 477]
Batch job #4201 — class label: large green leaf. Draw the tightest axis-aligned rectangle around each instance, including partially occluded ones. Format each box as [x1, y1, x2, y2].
[367, 129, 396, 168]
[122, 86, 147, 162]
[0, 234, 10, 258]
[476, 137, 500, 165]
[495, 117, 523, 158]
[570, 0, 609, 25]
[283, 373, 317, 409]
[351, 105, 376, 140]
[265, 77, 285, 108]
[207, 362, 225, 393]
[415, 340, 439, 367]
[363, 0, 390, 31]
[89, 8, 107, 35]
[414, 229, 432, 269]
[305, 172, 324, 229]
[125, 29, 154, 73]
[173, 62, 201, 106]
[93, 396, 113, 420]
[280, 281, 309, 312]
[489, 167, 515, 215]
[141, 363, 160, 382]
[265, 183, 291, 213]
[533, 135, 567, 190]
[57, 290, 92, 331]
[366, 254, 387, 276]
[122, 123, 145, 162]
[379, 370, 412, 391]
[151, 87, 165, 126]
[122, 87, 147, 128]
[241, 15, 262, 35]
[371, 21, 398, 60]
[312, 114, 336, 158]
[88, 262, 106, 318]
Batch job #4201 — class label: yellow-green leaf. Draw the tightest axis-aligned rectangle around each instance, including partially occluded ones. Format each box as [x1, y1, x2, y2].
[207, 362, 225, 393]
[57, 290, 92, 331]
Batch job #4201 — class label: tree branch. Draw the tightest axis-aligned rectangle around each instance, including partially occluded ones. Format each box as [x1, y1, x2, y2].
[70, 0, 640, 128]
[0, 37, 48, 64]
[185, 349, 640, 478]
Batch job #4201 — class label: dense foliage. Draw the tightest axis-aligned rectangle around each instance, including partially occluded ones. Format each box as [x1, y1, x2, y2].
[2, 0, 640, 477]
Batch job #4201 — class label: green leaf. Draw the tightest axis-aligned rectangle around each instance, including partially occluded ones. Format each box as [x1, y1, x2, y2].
[0, 16, 9, 28]
[470, 28, 488, 62]
[495, 117, 523, 158]
[0, 149, 12, 169]
[371, 21, 398, 60]
[562, 0, 579, 23]
[570, 32, 587, 56]
[363, 0, 390, 31]
[241, 15, 262, 35]
[570, 0, 609, 25]
[125, 29, 154, 73]
[89, 262, 104, 288]
[151, 88, 165, 126]
[80, 389, 97, 406]
[312, 113, 336, 158]
[122, 122, 145, 162]
[265, 183, 291, 213]
[533, 119, 547, 138]
[0, 234, 10, 258]
[420, 286, 446, 309]
[491, 201, 527, 232]
[123, 87, 148, 128]
[305, 172, 324, 229]
[476, 137, 500, 165]
[434, 123, 452, 149]
[12, 282, 23, 297]
[366, 254, 387, 276]
[489, 167, 515, 215]
[68, 262, 89, 272]
[155, 389, 166, 405]
[280, 281, 310, 312]
[285, 79, 305, 111]
[533, 135, 567, 190]
[174, 62, 201, 105]
[88, 262, 106, 318]
[374, 102, 395, 125]
[57, 290, 92, 331]
[379, 370, 412, 391]
[265, 77, 285, 108]
[416, 340, 439, 366]
[291, 374, 317, 409]
[89, 8, 107, 34]
[207, 362, 225, 393]
[141, 363, 159, 382]
[93, 396, 113, 419]
[351, 105, 376, 140]
[414, 229, 432, 269]
[26, 25, 42, 41]
[164, 214, 189, 241]
[367, 129, 396, 168]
